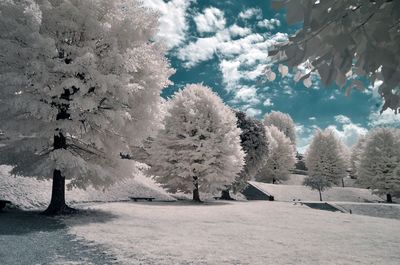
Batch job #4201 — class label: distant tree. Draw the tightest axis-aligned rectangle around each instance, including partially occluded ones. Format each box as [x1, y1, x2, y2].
[304, 129, 348, 201]
[257, 126, 295, 184]
[220, 110, 269, 200]
[147, 84, 245, 202]
[0, 0, 174, 214]
[295, 152, 307, 171]
[350, 136, 367, 179]
[358, 128, 400, 203]
[269, 0, 400, 112]
[264, 111, 296, 145]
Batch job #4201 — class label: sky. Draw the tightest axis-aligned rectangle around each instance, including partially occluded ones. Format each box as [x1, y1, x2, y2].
[143, 0, 400, 153]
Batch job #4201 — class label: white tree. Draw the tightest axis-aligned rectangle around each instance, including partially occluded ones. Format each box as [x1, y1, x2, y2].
[0, 0, 174, 214]
[264, 111, 296, 145]
[358, 128, 400, 202]
[269, 0, 400, 112]
[147, 84, 245, 202]
[350, 135, 367, 178]
[256, 125, 295, 183]
[221, 110, 269, 199]
[304, 129, 348, 201]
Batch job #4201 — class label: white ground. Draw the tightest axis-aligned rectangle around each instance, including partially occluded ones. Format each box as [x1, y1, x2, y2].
[249, 181, 383, 202]
[0, 165, 174, 210]
[64, 201, 400, 265]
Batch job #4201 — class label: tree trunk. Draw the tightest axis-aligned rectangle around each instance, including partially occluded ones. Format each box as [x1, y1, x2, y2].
[387, 194, 393, 203]
[43, 131, 76, 215]
[318, 189, 323, 201]
[192, 176, 201, 202]
[341, 178, 345, 188]
[43, 169, 76, 215]
[220, 189, 234, 200]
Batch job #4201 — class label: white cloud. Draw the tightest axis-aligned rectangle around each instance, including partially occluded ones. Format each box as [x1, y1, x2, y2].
[369, 109, 400, 128]
[229, 24, 251, 37]
[257, 18, 281, 30]
[194, 7, 226, 33]
[328, 124, 368, 147]
[232, 86, 260, 105]
[245, 107, 262, 117]
[239, 8, 262, 20]
[334, 115, 352, 124]
[263, 98, 274, 107]
[309, 117, 316, 121]
[142, 0, 192, 49]
[219, 59, 242, 90]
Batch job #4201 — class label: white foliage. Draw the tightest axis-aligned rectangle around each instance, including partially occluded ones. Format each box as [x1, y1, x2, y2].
[304, 129, 348, 193]
[358, 128, 400, 198]
[0, 0, 174, 189]
[264, 111, 296, 145]
[257, 125, 295, 183]
[147, 84, 245, 195]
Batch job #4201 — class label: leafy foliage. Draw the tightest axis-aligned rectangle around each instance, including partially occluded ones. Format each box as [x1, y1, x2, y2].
[271, 0, 400, 112]
[0, 0, 174, 189]
[147, 84, 245, 196]
[358, 128, 400, 198]
[304, 129, 348, 194]
[231, 110, 269, 192]
[257, 125, 295, 183]
[264, 111, 296, 145]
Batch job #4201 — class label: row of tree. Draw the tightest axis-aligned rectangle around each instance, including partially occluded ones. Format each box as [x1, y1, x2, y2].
[304, 127, 400, 202]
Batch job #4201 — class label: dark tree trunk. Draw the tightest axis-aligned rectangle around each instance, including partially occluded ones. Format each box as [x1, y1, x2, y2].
[192, 176, 201, 202]
[43, 132, 76, 215]
[220, 189, 234, 200]
[341, 178, 345, 188]
[387, 194, 393, 203]
[318, 189, 323, 201]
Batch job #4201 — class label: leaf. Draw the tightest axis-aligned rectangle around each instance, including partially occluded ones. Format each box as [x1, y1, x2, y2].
[278, 64, 289, 77]
[266, 70, 276, 81]
[303, 76, 312, 88]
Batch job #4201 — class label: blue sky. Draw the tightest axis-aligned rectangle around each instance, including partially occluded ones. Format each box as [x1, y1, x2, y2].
[143, 0, 400, 153]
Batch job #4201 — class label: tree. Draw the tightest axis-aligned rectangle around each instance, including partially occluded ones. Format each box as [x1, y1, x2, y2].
[0, 0, 174, 214]
[220, 110, 269, 199]
[295, 152, 307, 171]
[358, 128, 400, 203]
[350, 136, 367, 179]
[147, 84, 245, 202]
[264, 111, 296, 145]
[270, 0, 400, 113]
[304, 129, 348, 201]
[257, 126, 295, 183]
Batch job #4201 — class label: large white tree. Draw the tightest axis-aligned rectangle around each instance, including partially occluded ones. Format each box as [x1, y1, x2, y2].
[350, 135, 367, 179]
[0, 0, 174, 214]
[304, 129, 348, 201]
[147, 84, 245, 202]
[264, 111, 296, 145]
[221, 110, 269, 199]
[257, 125, 295, 183]
[358, 128, 400, 202]
[269, 0, 400, 112]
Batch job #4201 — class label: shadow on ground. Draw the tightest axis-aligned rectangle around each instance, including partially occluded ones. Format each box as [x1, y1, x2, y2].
[0, 208, 119, 265]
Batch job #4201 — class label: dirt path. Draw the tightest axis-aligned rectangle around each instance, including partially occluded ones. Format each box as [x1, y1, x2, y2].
[0, 209, 118, 265]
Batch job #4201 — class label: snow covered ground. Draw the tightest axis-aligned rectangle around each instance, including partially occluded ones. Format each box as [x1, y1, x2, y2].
[0, 165, 174, 210]
[248, 181, 383, 202]
[64, 201, 400, 265]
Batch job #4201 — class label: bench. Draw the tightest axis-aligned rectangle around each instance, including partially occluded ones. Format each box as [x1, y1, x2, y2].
[0, 200, 11, 210]
[129, 197, 155, 202]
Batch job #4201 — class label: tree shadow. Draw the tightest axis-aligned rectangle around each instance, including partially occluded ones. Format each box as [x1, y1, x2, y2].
[0, 208, 118, 236]
[128, 200, 233, 207]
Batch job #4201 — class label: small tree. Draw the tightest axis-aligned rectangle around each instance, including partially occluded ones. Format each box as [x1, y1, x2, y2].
[304, 129, 347, 201]
[147, 84, 245, 202]
[0, 0, 173, 214]
[221, 110, 269, 199]
[264, 111, 296, 145]
[257, 126, 295, 184]
[350, 136, 367, 179]
[358, 128, 400, 203]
